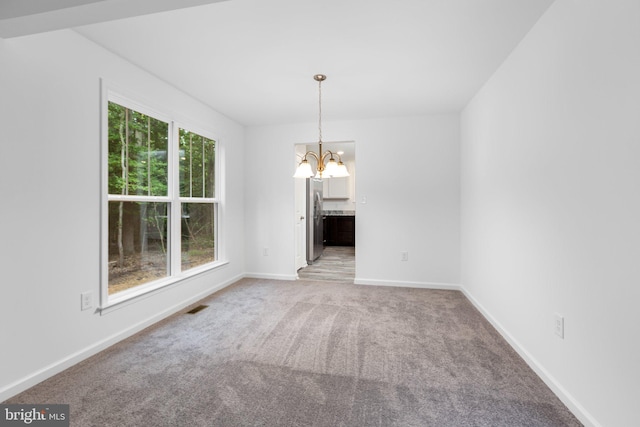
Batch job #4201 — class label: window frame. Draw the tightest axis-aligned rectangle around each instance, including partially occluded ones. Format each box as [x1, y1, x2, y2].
[100, 85, 225, 312]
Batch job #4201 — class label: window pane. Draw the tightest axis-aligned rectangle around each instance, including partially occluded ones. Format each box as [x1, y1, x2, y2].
[179, 129, 215, 198]
[108, 201, 169, 294]
[181, 203, 215, 271]
[108, 102, 169, 197]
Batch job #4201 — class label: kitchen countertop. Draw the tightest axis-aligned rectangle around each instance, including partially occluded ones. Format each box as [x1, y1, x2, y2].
[323, 210, 355, 216]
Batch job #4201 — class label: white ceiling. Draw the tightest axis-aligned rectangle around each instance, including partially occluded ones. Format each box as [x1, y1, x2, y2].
[0, 0, 228, 37]
[4, 0, 555, 127]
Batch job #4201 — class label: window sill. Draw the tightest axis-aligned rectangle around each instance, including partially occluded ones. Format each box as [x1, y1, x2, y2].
[99, 260, 229, 315]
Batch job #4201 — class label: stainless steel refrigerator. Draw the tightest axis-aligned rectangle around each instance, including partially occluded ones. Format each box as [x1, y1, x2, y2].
[306, 178, 324, 264]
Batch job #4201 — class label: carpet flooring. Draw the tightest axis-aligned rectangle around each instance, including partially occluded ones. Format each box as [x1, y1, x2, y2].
[5, 278, 581, 426]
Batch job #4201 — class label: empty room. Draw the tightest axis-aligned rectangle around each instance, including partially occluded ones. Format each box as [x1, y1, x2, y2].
[1, 1, 638, 426]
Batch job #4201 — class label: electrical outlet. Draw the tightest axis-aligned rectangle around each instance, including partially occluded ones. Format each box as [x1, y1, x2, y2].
[554, 313, 564, 339]
[401, 251, 409, 262]
[81, 291, 93, 311]
[263, 247, 269, 256]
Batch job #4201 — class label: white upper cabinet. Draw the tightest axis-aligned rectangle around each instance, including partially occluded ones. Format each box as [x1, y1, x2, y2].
[323, 176, 350, 199]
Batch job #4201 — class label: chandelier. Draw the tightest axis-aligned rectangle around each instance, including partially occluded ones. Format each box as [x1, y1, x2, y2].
[293, 74, 350, 179]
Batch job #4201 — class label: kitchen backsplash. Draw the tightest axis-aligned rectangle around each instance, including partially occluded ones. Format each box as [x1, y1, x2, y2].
[322, 200, 356, 212]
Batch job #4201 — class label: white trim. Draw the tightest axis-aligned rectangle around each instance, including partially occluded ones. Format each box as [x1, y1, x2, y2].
[169, 119, 181, 277]
[0, 274, 242, 403]
[179, 197, 217, 203]
[354, 277, 461, 290]
[460, 286, 601, 427]
[244, 272, 298, 281]
[107, 89, 173, 125]
[107, 195, 172, 202]
[174, 121, 219, 149]
[100, 260, 229, 314]
[99, 79, 109, 309]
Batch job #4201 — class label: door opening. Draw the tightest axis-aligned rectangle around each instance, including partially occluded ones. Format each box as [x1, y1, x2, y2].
[294, 141, 356, 282]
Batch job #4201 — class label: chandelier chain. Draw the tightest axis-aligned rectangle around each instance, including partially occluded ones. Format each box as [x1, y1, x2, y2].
[293, 74, 349, 179]
[318, 77, 322, 142]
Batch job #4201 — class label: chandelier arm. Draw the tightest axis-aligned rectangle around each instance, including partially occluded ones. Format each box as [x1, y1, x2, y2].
[320, 150, 336, 163]
[303, 151, 320, 163]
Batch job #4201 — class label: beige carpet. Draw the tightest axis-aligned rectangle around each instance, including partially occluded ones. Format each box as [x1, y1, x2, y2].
[5, 278, 581, 426]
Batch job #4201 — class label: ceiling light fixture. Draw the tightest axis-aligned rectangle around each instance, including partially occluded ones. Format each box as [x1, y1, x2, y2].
[293, 74, 350, 179]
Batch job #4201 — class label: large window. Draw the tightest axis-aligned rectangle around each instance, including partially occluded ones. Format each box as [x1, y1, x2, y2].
[102, 93, 220, 306]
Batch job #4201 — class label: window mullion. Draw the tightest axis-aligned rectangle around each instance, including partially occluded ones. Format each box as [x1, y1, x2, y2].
[169, 121, 182, 276]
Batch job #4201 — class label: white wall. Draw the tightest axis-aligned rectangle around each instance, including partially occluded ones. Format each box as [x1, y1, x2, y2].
[0, 30, 245, 400]
[245, 115, 460, 287]
[460, 1, 640, 426]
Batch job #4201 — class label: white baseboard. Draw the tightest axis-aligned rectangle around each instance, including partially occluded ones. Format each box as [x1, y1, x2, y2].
[0, 274, 242, 402]
[354, 277, 461, 290]
[460, 286, 601, 427]
[244, 272, 297, 281]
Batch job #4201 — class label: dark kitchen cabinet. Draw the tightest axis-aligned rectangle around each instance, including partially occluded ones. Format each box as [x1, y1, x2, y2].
[323, 216, 355, 246]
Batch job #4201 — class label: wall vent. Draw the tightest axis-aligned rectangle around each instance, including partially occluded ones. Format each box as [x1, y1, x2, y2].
[187, 305, 209, 314]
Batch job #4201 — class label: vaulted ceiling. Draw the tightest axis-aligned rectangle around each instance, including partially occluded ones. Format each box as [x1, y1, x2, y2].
[2, 0, 555, 126]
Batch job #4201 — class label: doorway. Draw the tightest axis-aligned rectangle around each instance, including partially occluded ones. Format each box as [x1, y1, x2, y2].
[297, 246, 355, 281]
[294, 141, 356, 282]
